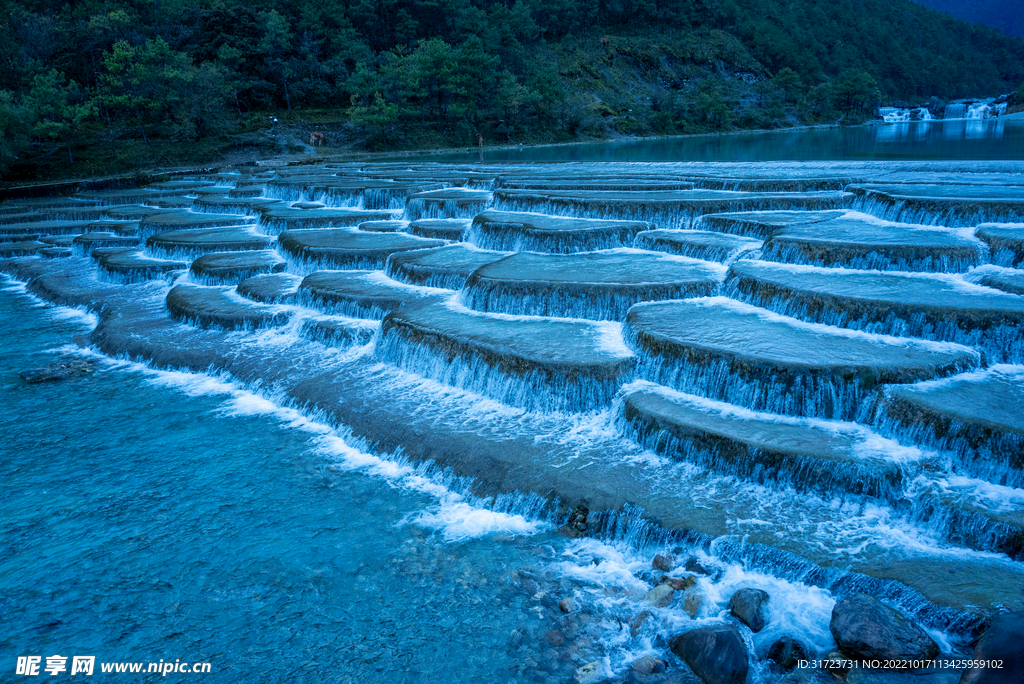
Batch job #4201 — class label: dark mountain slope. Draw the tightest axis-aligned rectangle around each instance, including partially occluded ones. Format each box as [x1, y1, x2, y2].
[909, 0, 1023, 39]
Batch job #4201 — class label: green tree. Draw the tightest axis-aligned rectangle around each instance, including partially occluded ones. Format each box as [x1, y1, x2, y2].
[164, 61, 231, 141]
[96, 39, 170, 145]
[772, 67, 803, 104]
[350, 91, 399, 145]
[258, 10, 295, 111]
[832, 68, 879, 116]
[26, 69, 96, 163]
[448, 36, 500, 132]
[413, 39, 458, 125]
[0, 90, 33, 177]
[494, 71, 538, 141]
[348, 50, 419, 145]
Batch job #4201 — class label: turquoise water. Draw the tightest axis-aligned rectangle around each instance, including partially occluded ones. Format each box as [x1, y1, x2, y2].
[426, 119, 1024, 162]
[0, 278, 849, 683]
[0, 285, 577, 683]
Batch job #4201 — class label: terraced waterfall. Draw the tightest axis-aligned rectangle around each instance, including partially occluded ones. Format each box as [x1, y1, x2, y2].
[3, 161, 1023, 682]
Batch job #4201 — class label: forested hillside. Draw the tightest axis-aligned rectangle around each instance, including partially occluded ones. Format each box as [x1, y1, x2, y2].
[2, 0, 1023, 179]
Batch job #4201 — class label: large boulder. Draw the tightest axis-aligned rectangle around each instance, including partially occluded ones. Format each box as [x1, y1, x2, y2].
[729, 588, 770, 633]
[829, 594, 939, 660]
[960, 611, 1024, 684]
[670, 624, 749, 684]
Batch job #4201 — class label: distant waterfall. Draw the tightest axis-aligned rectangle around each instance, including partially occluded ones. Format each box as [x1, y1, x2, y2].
[944, 103, 967, 119]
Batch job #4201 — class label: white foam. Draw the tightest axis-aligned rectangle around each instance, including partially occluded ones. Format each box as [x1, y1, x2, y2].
[0, 275, 28, 294]
[918, 474, 1024, 514]
[45, 305, 99, 328]
[549, 538, 840, 674]
[410, 500, 543, 542]
[897, 363, 1024, 393]
[0, 274, 99, 327]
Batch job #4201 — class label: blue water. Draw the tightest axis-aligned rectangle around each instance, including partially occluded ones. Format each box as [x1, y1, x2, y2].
[0, 280, 854, 682]
[0, 285, 587, 683]
[425, 119, 1024, 162]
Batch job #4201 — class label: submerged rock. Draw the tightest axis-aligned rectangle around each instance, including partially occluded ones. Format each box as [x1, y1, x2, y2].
[829, 594, 939, 661]
[631, 656, 668, 675]
[559, 597, 575, 614]
[766, 636, 809, 671]
[644, 584, 675, 607]
[847, 669, 960, 684]
[20, 361, 95, 384]
[575, 660, 602, 683]
[670, 624, 749, 684]
[960, 611, 1024, 684]
[566, 505, 590, 534]
[684, 558, 711, 575]
[653, 554, 675, 572]
[729, 588, 769, 633]
[630, 611, 652, 636]
[543, 628, 565, 646]
[683, 591, 704, 618]
[659, 576, 694, 591]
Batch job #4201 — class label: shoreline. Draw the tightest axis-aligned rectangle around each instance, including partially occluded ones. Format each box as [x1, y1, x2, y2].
[1, 123, 848, 195]
[7, 118, 1024, 196]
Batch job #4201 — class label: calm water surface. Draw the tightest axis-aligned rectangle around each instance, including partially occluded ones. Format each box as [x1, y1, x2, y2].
[426, 119, 1024, 162]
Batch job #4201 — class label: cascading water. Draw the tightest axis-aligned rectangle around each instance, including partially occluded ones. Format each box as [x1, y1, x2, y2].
[4, 157, 1024, 683]
[944, 103, 968, 119]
